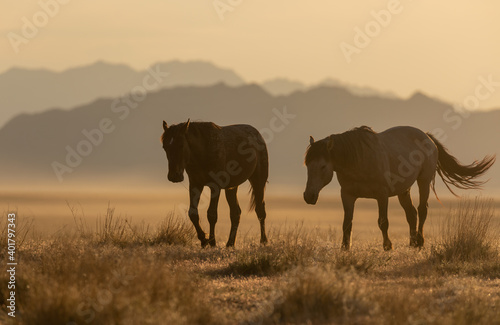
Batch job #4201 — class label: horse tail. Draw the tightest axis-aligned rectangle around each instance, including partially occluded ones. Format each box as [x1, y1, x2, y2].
[249, 134, 269, 211]
[427, 133, 495, 196]
[249, 183, 263, 212]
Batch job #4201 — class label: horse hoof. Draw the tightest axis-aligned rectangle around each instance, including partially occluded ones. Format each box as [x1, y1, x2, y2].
[200, 238, 209, 248]
[416, 234, 424, 248]
[208, 238, 216, 247]
[226, 241, 235, 248]
[260, 237, 268, 245]
[383, 240, 393, 251]
[341, 244, 350, 251]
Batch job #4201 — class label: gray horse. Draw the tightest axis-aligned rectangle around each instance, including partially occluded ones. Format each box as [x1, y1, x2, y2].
[162, 119, 268, 247]
[304, 126, 495, 250]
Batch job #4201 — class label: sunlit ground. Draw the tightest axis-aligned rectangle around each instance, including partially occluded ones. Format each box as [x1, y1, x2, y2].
[2, 185, 497, 247]
[1, 187, 500, 324]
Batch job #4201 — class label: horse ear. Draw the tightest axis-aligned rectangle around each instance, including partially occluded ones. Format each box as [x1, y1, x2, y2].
[309, 136, 315, 145]
[181, 119, 190, 134]
[163, 121, 168, 131]
[327, 136, 334, 152]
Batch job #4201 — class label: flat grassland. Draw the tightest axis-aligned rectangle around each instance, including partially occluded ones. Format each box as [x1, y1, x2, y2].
[1, 191, 499, 324]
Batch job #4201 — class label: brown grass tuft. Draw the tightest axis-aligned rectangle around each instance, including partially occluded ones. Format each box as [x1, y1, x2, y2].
[432, 197, 498, 263]
[1, 238, 218, 325]
[150, 213, 195, 246]
[0, 210, 33, 251]
[69, 203, 195, 247]
[268, 266, 373, 324]
[229, 224, 324, 276]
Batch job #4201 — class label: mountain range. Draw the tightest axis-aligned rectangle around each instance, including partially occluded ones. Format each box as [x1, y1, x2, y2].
[0, 60, 244, 128]
[261, 77, 398, 98]
[1, 80, 498, 193]
[0, 60, 398, 128]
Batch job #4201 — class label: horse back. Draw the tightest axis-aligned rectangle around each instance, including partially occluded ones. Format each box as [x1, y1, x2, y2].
[210, 124, 268, 188]
[220, 124, 268, 164]
[337, 126, 438, 198]
[377, 126, 438, 192]
[378, 126, 436, 159]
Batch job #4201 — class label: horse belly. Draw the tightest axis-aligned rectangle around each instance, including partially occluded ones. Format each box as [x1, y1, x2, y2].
[219, 126, 264, 188]
[337, 175, 390, 199]
[205, 159, 251, 188]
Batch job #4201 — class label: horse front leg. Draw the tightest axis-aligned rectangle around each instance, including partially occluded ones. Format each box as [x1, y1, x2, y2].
[207, 186, 221, 247]
[377, 197, 392, 251]
[189, 184, 208, 247]
[341, 191, 356, 250]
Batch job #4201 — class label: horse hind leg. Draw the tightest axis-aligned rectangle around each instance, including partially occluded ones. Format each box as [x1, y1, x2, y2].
[416, 178, 430, 247]
[397, 189, 418, 247]
[225, 187, 241, 247]
[249, 175, 268, 245]
[256, 196, 268, 245]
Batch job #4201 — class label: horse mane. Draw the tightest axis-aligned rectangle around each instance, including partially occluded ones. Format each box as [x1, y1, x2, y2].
[305, 126, 377, 168]
[189, 121, 222, 132]
[161, 121, 221, 143]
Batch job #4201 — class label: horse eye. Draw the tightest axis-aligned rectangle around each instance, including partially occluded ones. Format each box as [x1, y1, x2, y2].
[321, 165, 327, 171]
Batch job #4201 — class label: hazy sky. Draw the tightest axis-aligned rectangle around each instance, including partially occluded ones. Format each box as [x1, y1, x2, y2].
[2, 1, 500, 109]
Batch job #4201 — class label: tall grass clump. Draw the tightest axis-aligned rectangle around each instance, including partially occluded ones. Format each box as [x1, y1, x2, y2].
[333, 250, 377, 274]
[268, 266, 373, 324]
[0, 211, 33, 251]
[1, 240, 218, 325]
[69, 203, 195, 247]
[433, 197, 497, 262]
[95, 204, 129, 244]
[229, 225, 378, 276]
[229, 224, 324, 276]
[150, 213, 195, 246]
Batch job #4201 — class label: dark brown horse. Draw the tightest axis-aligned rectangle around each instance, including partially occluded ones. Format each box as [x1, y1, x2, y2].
[304, 126, 495, 250]
[161, 119, 269, 247]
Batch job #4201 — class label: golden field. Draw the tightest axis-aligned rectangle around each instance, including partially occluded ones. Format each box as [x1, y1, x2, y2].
[1, 189, 500, 324]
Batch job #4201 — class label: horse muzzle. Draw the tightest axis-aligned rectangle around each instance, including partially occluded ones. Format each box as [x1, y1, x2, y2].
[303, 191, 318, 205]
[168, 172, 184, 183]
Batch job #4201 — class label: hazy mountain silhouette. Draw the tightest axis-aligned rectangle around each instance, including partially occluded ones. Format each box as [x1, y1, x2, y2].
[261, 78, 307, 96]
[0, 60, 245, 128]
[318, 78, 398, 99]
[261, 77, 399, 99]
[0, 61, 402, 128]
[0, 83, 498, 192]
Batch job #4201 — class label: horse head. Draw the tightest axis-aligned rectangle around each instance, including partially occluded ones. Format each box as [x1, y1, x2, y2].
[161, 119, 191, 183]
[303, 135, 335, 205]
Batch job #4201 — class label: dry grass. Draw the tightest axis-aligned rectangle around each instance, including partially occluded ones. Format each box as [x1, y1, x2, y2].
[1, 197, 499, 324]
[435, 197, 496, 261]
[150, 213, 195, 246]
[0, 210, 33, 250]
[268, 267, 373, 324]
[371, 277, 500, 325]
[1, 242, 217, 325]
[70, 202, 194, 247]
[228, 224, 324, 276]
[430, 197, 500, 277]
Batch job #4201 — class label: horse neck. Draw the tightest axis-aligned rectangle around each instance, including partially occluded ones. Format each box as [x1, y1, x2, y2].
[330, 134, 372, 173]
[185, 125, 218, 165]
